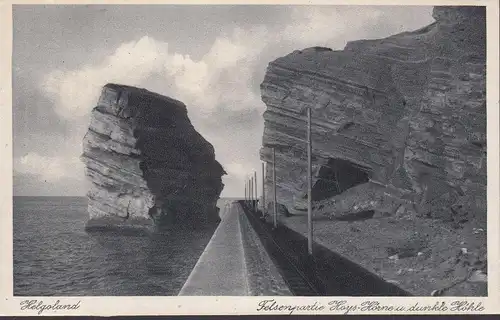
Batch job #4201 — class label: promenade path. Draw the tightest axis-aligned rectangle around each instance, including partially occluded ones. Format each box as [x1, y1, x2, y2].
[178, 201, 250, 295]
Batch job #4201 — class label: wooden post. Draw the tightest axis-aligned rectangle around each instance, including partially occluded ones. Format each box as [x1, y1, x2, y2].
[250, 176, 254, 211]
[262, 162, 265, 215]
[254, 171, 258, 212]
[244, 180, 247, 203]
[272, 147, 277, 229]
[307, 107, 313, 255]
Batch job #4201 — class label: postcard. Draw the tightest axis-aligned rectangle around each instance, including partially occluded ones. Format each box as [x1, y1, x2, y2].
[0, 0, 499, 316]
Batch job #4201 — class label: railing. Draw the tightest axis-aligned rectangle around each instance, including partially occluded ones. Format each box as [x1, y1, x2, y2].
[239, 200, 411, 296]
[244, 106, 314, 255]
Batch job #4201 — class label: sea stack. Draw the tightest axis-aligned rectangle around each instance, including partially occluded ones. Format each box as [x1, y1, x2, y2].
[81, 84, 225, 232]
[260, 6, 486, 225]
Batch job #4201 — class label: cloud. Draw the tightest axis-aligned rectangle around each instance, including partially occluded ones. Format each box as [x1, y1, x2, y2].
[41, 36, 172, 119]
[281, 7, 356, 46]
[34, 25, 273, 196]
[35, 24, 273, 194]
[15, 152, 85, 182]
[39, 7, 433, 122]
[225, 163, 254, 181]
[25, 5, 434, 196]
[280, 6, 433, 49]
[40, 25, 271, 121]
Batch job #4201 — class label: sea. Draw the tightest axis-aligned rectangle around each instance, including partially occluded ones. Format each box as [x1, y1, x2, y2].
[13, 196, 227, 296]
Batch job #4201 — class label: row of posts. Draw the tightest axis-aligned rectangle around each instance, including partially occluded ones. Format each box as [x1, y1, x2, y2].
[244, 107, 314, 255]
[243, 148, 277, 228]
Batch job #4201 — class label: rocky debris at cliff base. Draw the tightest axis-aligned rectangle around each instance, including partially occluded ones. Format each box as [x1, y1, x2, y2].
[280, 212, 486, 296]
[265, 202, 292, 217]
[260, 5, 486, 223]
[81, 84, 225, 232]
[259, 6, 486, 296]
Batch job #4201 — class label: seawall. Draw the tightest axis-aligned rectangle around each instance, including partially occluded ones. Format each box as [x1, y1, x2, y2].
[258, 6, 487, 296]
[178, 201, 290, 296]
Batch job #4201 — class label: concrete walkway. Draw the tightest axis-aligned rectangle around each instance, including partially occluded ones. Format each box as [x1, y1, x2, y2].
[178, 201, 249, 296]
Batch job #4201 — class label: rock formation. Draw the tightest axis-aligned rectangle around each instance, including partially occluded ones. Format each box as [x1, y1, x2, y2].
[260, 6, 486, 226]
[81, 84, 225, 231]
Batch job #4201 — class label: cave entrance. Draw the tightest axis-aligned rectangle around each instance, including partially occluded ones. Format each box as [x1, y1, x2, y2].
[312, 158, 371, 201]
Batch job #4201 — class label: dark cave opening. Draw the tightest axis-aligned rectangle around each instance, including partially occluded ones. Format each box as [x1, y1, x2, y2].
[311, 158, 371, 201]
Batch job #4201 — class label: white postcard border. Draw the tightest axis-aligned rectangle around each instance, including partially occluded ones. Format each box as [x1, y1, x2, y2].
[1, 0, 498, 316]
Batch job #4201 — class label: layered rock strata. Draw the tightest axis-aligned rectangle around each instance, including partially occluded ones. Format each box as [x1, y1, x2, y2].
[260, 6, 486, 225]
[82, 84, 225, 231]
[259, 6, 487, 295]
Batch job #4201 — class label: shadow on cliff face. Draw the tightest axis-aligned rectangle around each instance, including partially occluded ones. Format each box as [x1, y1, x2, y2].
[82, 83, 225, 235]
[306, 157, 374, 221]
[312, 158, 371, 202]
[256, 6, 487, 296]
[148, 200, 222, 231]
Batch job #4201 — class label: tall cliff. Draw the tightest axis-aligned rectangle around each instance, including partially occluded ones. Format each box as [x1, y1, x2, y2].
[81, 84, 225, 231]
[260, 6, 486, 226]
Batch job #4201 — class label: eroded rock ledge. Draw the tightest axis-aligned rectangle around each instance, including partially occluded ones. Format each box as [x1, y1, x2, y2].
[260, 6, 486, 295]
[82, 84, 225, 232]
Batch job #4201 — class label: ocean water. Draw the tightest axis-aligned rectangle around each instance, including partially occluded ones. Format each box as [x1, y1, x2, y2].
[13, 196, 222, 296]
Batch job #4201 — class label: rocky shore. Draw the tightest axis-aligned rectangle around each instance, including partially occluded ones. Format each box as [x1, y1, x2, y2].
[259, 6, 486, 296]
[81, 84, 225, 232]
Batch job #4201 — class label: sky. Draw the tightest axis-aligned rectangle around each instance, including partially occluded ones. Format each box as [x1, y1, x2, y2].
[12, 4, 435, 197]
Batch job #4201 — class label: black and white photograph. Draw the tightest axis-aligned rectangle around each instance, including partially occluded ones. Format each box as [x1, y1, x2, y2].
[1, 0, 499, 316]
